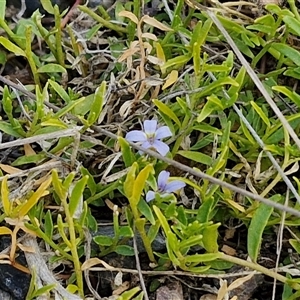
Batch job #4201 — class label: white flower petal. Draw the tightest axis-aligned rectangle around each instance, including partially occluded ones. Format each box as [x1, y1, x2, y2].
[155, 126, 172, 140]
[157, 171, 169, 190]
[144, 120, 157, 135]
[126, 131, 147, 142]
[146, 191, 155, 202]
[165, 181, 186, 193]
[152, 140, 170, 156]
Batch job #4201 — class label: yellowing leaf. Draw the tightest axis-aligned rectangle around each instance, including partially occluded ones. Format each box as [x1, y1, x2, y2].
[162, 70, 178, 90]
[155, 42, 166, 68]
[0, 226, 12, 235]
[226, 199, 245, 212]
[0, 37, 26, 56]
[18, 177, 52, 217]
[142, 15, 173, 31]
[118, 11, 139, 24]
[1, 176, 11, 215]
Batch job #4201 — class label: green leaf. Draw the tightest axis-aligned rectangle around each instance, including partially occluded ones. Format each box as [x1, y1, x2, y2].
[80, 167, 97, 196]
[48, 79, 71, 103]
[38, 64, 66, 73]
[87, 81, 106, 125]
[137, 199, 155, 225]
[247, 196, 279, 262]
[115, 245, 135, 256]
[12, 154, 46, 166]
[118, 287, 141, 300]
[32, 284, 56, 298]
[184, 252, 221, 263]
[250, 101, 270, 127]
[93, 235, 113, 246]
[272, 86, 300, 108]
[197, 197, 218, 223]
[178, 150, 212, 165]
[44, 210, 54, 240]
[124, 163, 137, 199]
[0, 37, 26, 56]
[272, 43, 300, 66]
[119, 226, 134, 237]
[289, 239, 300, 254]
[132, 164, 153, 205]
[202, 223, 220, 253]
[283, 16, 300, 36]
[119, 137, 135, 167]
[40, 0, 55, 14]
[69, 176, 88, 217]
[0, 0, 5, 19]
[153, 99, 181, 128]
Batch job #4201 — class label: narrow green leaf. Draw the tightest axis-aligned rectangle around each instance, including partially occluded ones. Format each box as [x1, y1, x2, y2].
[119, 137, 135, 167]
[202, 223, 220, 253]
[272, 43, 300, 66]
[93, 235, 113, 246]
[0, 37, 25, 56]
[115, 245, 135, 256]
[48, 79, 71, 103]
[250, 101, 270, 127]
[248, 199, 276, 262]
[87, 81, 106, 125]
[69, 176, 88, 217]
[44, 210, 54, 239]
[153, 99, 181, 128]
[272, 86, 300, 108]
[124, 162, 137, 199]
[132, 164, 153, 204]
[137, 199, 155, 225]
[38, 63, 66, 73]
[178, 150, 212, 165]
[1, 176, 11, 216]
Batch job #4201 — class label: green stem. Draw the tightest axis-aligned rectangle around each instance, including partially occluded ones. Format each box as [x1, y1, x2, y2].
[54, 6, 65, 68]
[25, 27, 41, 87]
[220, 252, 300, 289]
[79, 6, 128, 34]
[86, 181, 119, 204]
[61, 197, 84, 297]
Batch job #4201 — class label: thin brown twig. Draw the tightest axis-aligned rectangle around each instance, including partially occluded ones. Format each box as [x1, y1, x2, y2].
[133, 227, 149, 300]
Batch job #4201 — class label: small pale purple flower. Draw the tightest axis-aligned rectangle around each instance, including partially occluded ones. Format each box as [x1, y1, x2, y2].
[125, 120, 172, 156]
[146, 171, 186, 202]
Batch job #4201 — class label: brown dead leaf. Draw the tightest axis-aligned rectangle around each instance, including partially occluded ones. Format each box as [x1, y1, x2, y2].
[221, 244, 236, 256]
[142, 15, 173, 31]
[200, 294, 217, 300]
[118, 11, 139, 24]
[224, 228, 235, 241]
[0, 164, 22, 174]
[24, 144, 36, 156]
[227, 273, 255, 292]
[112, 281, 130, 295]
[156, 281, 183, 300]
[81, 258, 114, 271]
[17, 243, 35, 253]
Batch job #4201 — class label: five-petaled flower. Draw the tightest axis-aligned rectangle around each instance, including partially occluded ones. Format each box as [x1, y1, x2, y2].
[146, 171, 186, 202]
[125, 120, 172, 156]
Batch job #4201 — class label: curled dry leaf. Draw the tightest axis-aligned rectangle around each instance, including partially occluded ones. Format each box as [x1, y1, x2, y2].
[0, 164, 22, 174]
[81, 257, 114, 271]
[118, 11, 139, 24]
[141, 32, 158, 41]
[142, 15, 173, 31]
